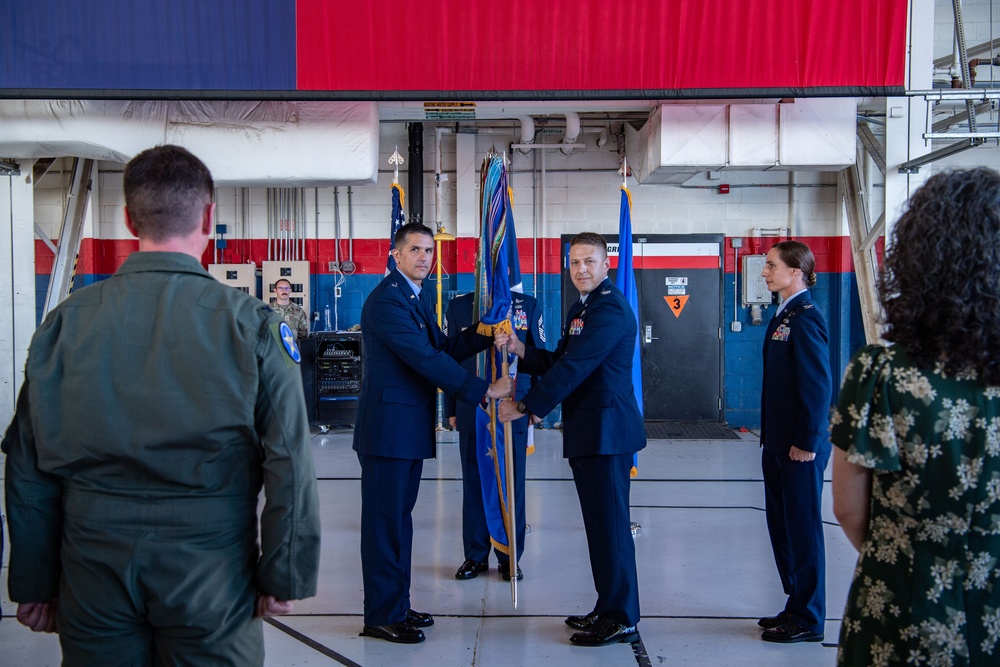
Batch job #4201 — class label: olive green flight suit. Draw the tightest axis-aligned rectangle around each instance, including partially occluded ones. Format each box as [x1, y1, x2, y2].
[3, 252, 321, 666]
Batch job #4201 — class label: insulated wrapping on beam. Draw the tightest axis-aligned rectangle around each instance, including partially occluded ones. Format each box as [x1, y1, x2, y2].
[0, 100, 380, 186]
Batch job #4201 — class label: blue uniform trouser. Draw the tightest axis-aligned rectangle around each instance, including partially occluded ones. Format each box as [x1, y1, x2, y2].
[459, 426, 526, 564]
[761, 448, 829, 635]
[58, 492, 262, 667]
[569, 453, 640, 627]
[357, 453, 423, 626]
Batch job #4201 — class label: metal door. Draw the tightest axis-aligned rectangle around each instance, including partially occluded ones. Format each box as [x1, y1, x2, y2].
[561, 234, 724, 421]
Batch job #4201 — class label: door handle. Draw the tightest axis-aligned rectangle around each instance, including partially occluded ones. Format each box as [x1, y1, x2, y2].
[644, 325, 658, 344]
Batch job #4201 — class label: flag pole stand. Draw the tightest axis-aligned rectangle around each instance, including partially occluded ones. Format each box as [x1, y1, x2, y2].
[433, 228, 456, 431]
[502, 348, 518, 608]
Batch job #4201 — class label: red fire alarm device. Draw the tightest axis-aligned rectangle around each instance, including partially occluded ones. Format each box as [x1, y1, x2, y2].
[719, 184, 730, 194]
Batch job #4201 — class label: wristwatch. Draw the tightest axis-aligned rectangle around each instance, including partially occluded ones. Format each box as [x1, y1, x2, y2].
[516, 400, 529, 415]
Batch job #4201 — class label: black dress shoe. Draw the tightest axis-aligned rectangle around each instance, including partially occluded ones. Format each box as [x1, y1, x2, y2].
[360, 622, 425, 643]
[761, 620, 824, 644]
[405, 609, 434, 628]
[757, 611, 789, 629]
[455, 559, 489, 579]
[569, 617, 639, 647]
[565, 610, 600, 631]
[498, 562, 523, 581]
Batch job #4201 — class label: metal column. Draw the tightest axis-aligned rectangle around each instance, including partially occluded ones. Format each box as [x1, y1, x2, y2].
[42, 158, 94, 317]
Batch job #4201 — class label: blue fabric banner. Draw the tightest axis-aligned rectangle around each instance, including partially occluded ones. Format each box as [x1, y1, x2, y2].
[474, 154, 516, 554]
[617, 187, 643, 474]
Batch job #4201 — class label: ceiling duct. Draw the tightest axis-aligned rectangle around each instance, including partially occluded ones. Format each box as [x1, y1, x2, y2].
[561, 112, 581, 154]
[517, 116, 535, 153]
[0, 100, 380, 186]
[625, 98, 856, 184]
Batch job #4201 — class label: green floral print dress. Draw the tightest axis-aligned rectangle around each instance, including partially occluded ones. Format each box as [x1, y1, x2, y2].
[831, 344, 1000, 667]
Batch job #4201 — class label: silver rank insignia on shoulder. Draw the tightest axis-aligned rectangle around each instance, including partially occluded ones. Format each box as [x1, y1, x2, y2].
[803, 303, 814, 309]
[279, 322, 301, 363]
[601, 289, 611, 295]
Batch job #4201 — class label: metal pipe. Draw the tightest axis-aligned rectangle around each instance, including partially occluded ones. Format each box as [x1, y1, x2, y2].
[347, 186, 354, 262]
[408, 122, 424, 225]
[267, 188, 273, 261]
[333, 187, 341, 267]
[532, 147, 538, 297]
[561, 112, 581, 154]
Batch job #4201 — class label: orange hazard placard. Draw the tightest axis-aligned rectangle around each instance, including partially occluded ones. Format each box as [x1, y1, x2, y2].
[664, 295, 689, 318]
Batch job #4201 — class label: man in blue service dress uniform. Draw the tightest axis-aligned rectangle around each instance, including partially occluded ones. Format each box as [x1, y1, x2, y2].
[499, 232, 645, 647]
[444, 290, 545, 582]
[353, 222, 513, 644]
[757, 240, 832, 644]
[2, 145, 321, 666]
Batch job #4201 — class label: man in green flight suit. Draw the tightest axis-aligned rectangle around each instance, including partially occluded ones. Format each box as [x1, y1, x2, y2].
[2, 144, 321, 666]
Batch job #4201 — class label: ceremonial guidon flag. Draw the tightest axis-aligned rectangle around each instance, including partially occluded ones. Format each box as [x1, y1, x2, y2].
[617, 185, 644, 477]
[385, 182, 406, 274]
[474, 152, 517, 559]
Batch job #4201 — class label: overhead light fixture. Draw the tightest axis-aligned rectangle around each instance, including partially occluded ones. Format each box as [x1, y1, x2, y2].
[0, 159, 21, 175]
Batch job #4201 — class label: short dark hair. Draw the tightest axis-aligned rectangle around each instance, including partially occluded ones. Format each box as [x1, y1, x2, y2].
[569, 232, 608, 258]
[274, 278, 291, 288]
[394, 222, 434, 250]
[123, 145, 213, 242]
[771, 240, 817, 287]
[882, 167, 1000, 382]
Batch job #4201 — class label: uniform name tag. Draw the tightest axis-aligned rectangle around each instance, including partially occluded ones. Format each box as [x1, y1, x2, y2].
[569, 318, 585, 335]
[771, 324, 791, 342]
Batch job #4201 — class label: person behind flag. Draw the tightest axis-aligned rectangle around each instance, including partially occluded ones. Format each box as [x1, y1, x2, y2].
[499, 231, 645, 647]
[353, 222, 513, 644]
[444, 290, 545, 582]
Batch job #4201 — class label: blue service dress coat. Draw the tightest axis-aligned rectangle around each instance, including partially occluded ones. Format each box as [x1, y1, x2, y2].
[352, 268, 494, 626]
[518, 277, 645, 627]
[443, 292, 545, 564]
[759, 289, 833, 635]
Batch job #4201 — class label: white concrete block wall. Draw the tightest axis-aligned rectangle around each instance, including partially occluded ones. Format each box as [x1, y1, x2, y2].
[23, 119, 1000, 248]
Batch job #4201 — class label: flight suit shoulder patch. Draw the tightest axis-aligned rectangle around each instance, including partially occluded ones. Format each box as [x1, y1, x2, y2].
[271, 321, 301, 365]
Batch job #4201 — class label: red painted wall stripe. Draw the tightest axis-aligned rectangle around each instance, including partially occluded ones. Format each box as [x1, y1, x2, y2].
[296, 0, 907, 93]
[37, 236, 878, 276]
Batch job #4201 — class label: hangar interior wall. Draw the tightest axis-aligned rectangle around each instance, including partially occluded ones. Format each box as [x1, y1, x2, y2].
[26, 122, 873, 428]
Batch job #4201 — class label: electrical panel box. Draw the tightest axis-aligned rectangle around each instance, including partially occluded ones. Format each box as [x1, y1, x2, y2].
[207, 263, 256, 297]
[262, 260, 311, 316]
[742, 255, 773, 306]
[314, 332, 363, 426]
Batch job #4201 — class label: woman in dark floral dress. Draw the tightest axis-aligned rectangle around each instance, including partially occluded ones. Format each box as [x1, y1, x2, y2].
[831, 168, 1000, 667]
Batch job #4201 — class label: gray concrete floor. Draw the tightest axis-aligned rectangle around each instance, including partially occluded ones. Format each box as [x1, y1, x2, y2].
[1, 428, 854, 666]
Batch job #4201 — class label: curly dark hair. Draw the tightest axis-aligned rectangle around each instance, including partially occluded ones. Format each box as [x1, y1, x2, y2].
[881, 167, 1000, 383]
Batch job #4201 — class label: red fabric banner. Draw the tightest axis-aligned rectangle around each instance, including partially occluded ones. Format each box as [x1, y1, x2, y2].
[296, 0, 907, 96]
